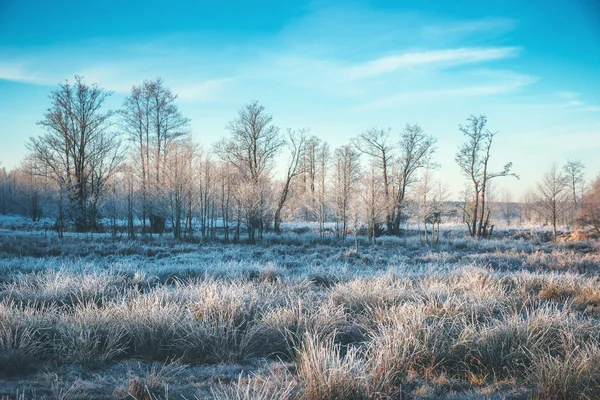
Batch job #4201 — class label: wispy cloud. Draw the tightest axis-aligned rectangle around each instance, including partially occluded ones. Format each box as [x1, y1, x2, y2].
[554, 92, 600, 111]
[581, 106, 600, 111]
[343, 47, 520, 80]
[356, 71, 538, 110]
[0, 61, 51, 84]
[422, 18, 517, 38]
[172, 78, 235, 102]
[0, 56, 235, 103]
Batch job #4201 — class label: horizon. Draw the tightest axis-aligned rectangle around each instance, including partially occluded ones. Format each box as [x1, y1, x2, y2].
[1, 0, 599, 200]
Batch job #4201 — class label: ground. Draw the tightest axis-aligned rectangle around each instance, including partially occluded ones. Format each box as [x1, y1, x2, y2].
[0, 222, 599, 399]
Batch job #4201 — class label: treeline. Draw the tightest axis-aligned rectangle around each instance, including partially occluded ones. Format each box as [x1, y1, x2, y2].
[0, 76, 598, 242]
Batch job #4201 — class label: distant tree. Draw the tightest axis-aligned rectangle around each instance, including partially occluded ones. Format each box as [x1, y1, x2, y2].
[0, 165, 7, 215]
[29, 76, 124, 233]
[455, 115, 517, 238]
[392, 124, 437, 234]
[352, 127, 395, 233]
[414, 169, 433, 244]
[563, 159, 585, 225]
[500, 188, 514, 227]
[576, 174, 600, 235]
[520, 189, 535, 225]
[123, 162, 136, 239]
[332, 145, 361, 240]
[274, 129, 307, 233]
[120, 78, 190, 235]
[359, 160, 390, 243]
[414, 170, 450, 246]
[120, 84, 151, 233]
[564, 160, 585, 205]
[429, 179, 451, 246]
[535, 163, 570, 243]
[198, 153, 217, 239]
[165, 137, 197, 240]
[296, 135, 321, 221]
[232, 176, 272, 243]
[216, 161, 236, 242]
[316, 141, 331, 241]
[215, 101, 284, 243]
[19, 153, 50, 222]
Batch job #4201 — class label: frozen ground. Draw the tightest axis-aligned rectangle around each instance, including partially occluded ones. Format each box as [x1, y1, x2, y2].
[0, 218, 599, 399]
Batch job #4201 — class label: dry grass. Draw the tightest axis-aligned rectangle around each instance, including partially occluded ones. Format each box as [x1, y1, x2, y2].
[0, 229, 599, 398]
[296, 333, 368, 400]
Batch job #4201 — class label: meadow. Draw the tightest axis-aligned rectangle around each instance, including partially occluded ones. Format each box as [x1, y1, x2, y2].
[0, 222, 599, 399]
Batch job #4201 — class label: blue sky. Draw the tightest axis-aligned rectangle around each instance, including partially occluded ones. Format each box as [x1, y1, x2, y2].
[1, 0, 599, 199]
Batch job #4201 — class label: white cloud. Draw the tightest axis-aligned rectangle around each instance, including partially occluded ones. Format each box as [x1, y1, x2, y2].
[422, 18, 517, 37]
[581, 106, 600, 112]
[172, 78, 235, 102]
[0, 61, 50, 84]
[356, 71, 538, 109]
[556, 91, 580, 100]
[553, 91, 600, 111]
[343, 47, 521, 80]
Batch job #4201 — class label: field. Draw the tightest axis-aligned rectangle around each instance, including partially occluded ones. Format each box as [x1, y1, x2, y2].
[0, 223, 599, 399]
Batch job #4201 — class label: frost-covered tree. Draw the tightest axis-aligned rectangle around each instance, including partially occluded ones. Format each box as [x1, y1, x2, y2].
[215, 101, 284, 243]
[120, 78, 190, 234]
[392, 124, 437, 234]
[216, 161, 236, 241]
[455, 115, 517, 238]
[535, 163, 569, 243]
[29, 76, 124, 233]
[314, 141, 331, 241]
[359, 160, 391, 243]
[353, 127, 395, 233]
[563, 159, 585, 225]
[332, 145, 361, 240]
[274, 129, 307, 233]
[164, 137, 197, 240]
[576, 174, 600, 235]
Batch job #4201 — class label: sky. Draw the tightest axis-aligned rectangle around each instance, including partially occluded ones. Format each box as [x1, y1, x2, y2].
[0, 0, 599, 200]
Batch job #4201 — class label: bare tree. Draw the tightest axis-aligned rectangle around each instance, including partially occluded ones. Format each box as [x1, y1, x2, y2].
[455, 115, 517, 238]
[215, 101, 284, 243]
[360, 160, 391, 243]
[120, 84, 151, 233]
[392, 124, 437, 234]
[120, 79, 190, 235]
[576, 174, 600, 235]
[520, 189, 535, 226]
[500, 188, 514, 227]
[19, 153, 52, 222]
[332, 145, 361, 240]
[316, 141, 330, 241]
[216, 101, 283, 182]
[274, 129, 307, 233]
[198, 152, 219, 239]
[413, 170, 449, 246]
[232, 176, 272, 243]
[216, 161, 236, 241]
[29, 76, 124, 232]
[123, 162, 136, 239]
[414, 169, 433, 244]
[164, 137, 196, 239]
[352, 127, 395, 233]
[429, 179, 451, 246]
[535, 163, 569, 242]
[563, 159, 585, 226]
[0, 165, 8, 215]
[297, 135, 322, 221]
[564, 160, 585, 205]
